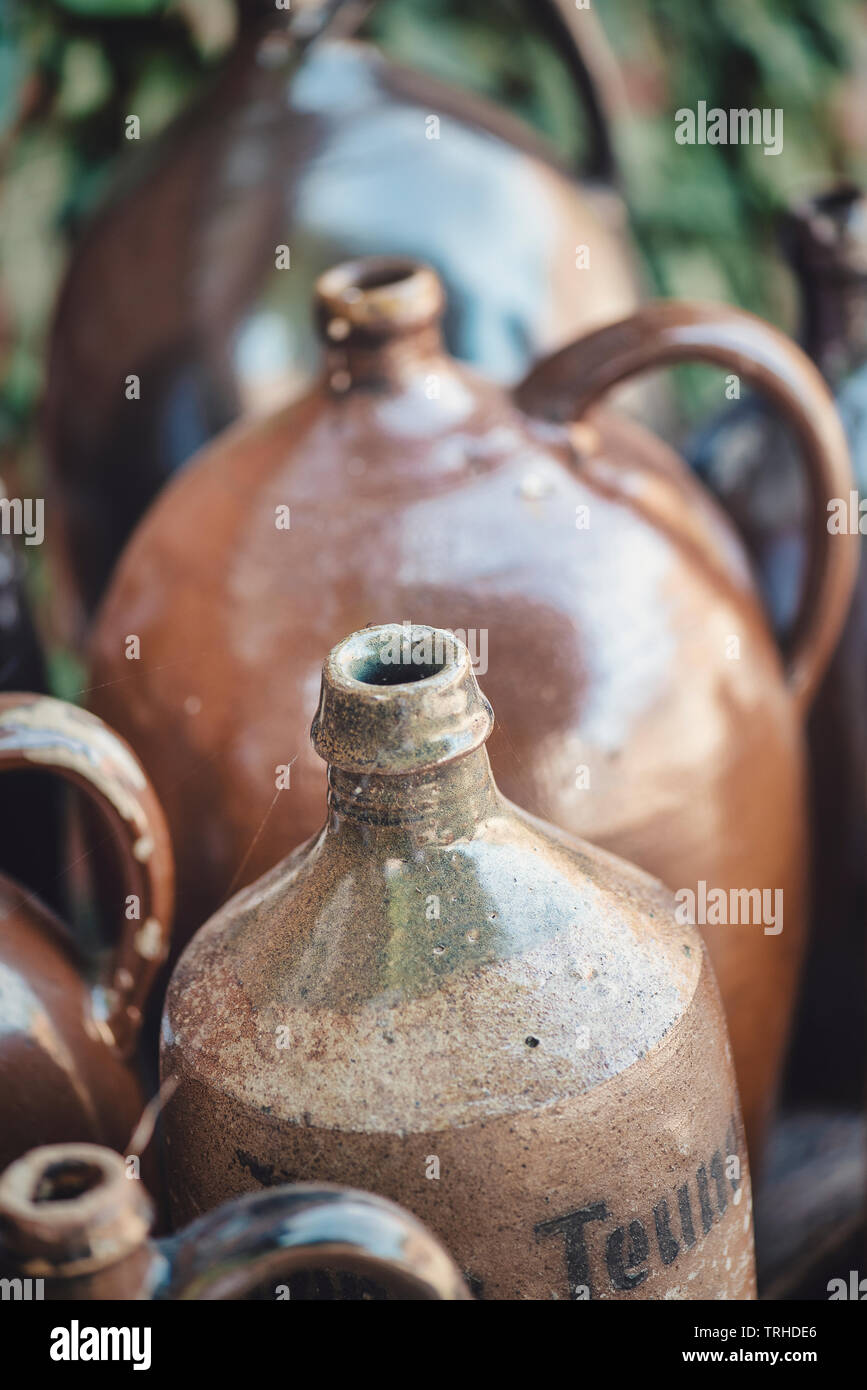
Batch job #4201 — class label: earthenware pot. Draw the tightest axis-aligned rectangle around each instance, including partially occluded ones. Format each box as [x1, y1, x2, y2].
[689, 185, 867, 1109]
[0, 1141, 468, 1300]
[159, 624, 756, 1300]
[0, 694, 174, 1172]
[43, 0, 639, 626]
[91, 257, 856, 1163]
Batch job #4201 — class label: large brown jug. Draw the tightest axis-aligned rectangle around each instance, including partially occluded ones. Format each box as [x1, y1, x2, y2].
[90, 259, 857, 1163]
[43, 0, 639, 628]
[160, 624, 756, 1301]
[0, 1140, 468, 1300]
[0, 694, 173, 1173]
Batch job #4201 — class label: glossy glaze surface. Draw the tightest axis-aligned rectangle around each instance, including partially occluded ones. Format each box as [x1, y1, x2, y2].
[91, 260, 856, 1161]
[0, 1141, 469, 1299]
[44, 12, 639, 622]
[160, 625, 756, 1300]
[0, 695, 174, 1171]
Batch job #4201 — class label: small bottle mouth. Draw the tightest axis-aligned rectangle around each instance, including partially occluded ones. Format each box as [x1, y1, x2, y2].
[786, 183, 867, 276]
[0, 1143, 152, 1274]
[314, 257, 445, 342]
[311, 623, 494, 775]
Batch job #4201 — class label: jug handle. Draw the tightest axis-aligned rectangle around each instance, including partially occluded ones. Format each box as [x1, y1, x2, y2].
[514, 300, 859, 713]
[0, 693, 174, 1058]
[313, 0, 623, 184]
[159, 1184, 471, 1301]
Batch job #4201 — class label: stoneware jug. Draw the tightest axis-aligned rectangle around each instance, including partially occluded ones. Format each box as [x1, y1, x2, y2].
[0, 694, 174, 1172]
[160, 624, 756, 1301]
[689, 186, 867, 1110]
[43, 0, 639, 626]
[0, 1141, 468, 1300]
[91, 258, 857, 1163]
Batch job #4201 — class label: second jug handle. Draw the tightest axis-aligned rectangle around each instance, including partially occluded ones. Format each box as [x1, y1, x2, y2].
[160, 1184, 471, 1301]
[515, 299, 859, 713]
[0, 693, 174, 1058]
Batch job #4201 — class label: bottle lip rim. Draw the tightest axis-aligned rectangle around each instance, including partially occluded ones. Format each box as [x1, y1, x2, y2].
[310, 623, 494, 775]
[314, 257, 445, 338]
[0, 1142, 152, 1274]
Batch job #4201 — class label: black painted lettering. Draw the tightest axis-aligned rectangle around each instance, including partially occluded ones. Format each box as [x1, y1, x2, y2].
[606, 1219, 650, 1291]
[696, 1165, 714, 1234]
[535, 1202, 608, 1300]
[678, 1183, 696, 1247]
[653, 1198, 680, 1265]
[710, 1149, 728, 1215]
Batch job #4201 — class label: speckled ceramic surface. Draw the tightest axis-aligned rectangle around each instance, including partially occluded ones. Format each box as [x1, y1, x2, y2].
[161, 625, 756, 1300]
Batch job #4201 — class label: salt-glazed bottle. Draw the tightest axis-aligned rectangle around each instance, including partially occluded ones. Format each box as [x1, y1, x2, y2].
[0, 1141, 468, 1300]
[161, 624, 757, 1301]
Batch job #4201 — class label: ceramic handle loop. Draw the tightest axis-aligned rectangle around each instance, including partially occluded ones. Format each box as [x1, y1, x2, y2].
[161, 1184, 471, 1301]
[515, 299, 859, 712]
[0, 693, 174, 1057]
[305, 0, 623, 183]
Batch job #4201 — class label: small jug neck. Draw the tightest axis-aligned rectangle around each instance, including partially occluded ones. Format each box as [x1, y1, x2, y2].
[327, 747, 500, 834]
[0, 1144, 159, 1299]
[785, 186, 867, 383]
[311, 623, 498, 836]
[315, 258, 448, 389]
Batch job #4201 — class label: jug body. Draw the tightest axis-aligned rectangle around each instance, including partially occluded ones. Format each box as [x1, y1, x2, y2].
[92, 260, 858, 1160]
[44, 5, 639, 624]
[160, 624, 756, 1300]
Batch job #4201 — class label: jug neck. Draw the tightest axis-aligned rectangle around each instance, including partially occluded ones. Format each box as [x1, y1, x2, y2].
[311, 623, 498, 838]
[785, 187, 867, 384]
[315, 258, 449, 390]
[0, 1144, 160, 1299]
[326, 746, 500, 834]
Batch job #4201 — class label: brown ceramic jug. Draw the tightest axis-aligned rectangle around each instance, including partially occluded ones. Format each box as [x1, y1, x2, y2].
[43, 0, 639, 628]
[91, 259, 857, 1164]
[0, 1141, 468, 1300]
[0, 694, 174, 1172]
[160, 625, 756, 1300]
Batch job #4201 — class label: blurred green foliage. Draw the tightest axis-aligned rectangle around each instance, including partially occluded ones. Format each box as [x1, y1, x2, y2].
[1, 0, 865, 454]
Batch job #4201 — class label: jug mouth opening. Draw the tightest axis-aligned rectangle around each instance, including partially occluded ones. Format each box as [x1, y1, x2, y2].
[786, 183, 867, 277]
[311, 623, 494, 775]
[315, 257, 445, 339]
[0, 1143, 152, 1274]
[33, 1158, 106, 1204]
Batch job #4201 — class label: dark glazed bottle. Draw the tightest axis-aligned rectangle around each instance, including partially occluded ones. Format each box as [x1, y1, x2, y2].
[0, 1142, 468, 1300]
[0, 694, 173, 1172]
[161, 624, 756, 1300]
[688, 186, 867, 1108]
[43, 0, 639, 628]
[91, 257, 857, 1165]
